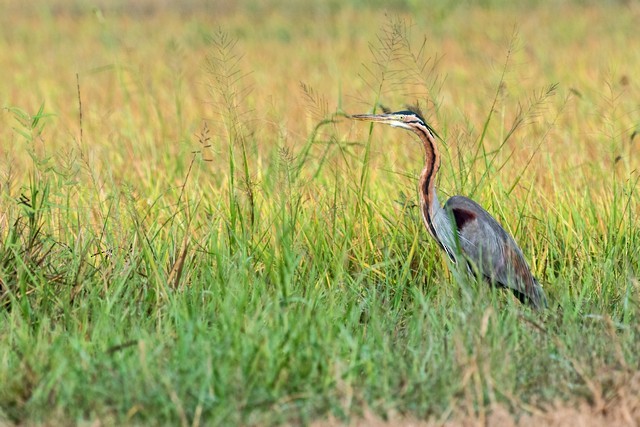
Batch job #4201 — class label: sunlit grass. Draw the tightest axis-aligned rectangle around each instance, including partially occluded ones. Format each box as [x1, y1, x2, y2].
[1, 1, 639, 425]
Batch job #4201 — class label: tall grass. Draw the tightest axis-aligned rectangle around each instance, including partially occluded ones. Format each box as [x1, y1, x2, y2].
[1, 2, 639, 425]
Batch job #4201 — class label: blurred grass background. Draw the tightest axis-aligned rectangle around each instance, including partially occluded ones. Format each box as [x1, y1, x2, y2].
[0, 0, 639, 425]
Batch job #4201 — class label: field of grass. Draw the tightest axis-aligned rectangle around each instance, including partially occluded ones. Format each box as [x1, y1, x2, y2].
[1, 1, 639, 425]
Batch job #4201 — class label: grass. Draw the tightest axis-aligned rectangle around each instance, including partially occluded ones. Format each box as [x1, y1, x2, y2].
[1, 1, 639, 425]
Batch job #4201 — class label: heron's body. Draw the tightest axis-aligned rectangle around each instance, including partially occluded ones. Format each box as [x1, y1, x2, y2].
[352, 107, 547, 309]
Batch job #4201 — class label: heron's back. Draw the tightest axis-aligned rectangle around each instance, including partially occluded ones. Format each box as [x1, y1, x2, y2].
[442, 195, 547, 309]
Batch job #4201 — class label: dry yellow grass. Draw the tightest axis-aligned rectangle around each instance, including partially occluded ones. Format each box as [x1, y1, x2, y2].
[2, 3, 638, 186]
[314, 373, 640, 426]
[1, 1, 639, 425]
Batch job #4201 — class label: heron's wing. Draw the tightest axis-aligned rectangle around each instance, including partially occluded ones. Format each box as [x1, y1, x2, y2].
[444, 196, 547, 309]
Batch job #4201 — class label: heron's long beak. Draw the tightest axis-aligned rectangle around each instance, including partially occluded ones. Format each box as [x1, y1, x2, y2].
[350, 113, 399, 123]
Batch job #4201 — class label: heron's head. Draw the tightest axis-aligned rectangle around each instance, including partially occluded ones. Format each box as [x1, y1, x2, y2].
[351, 104, 439, 138]
[351, 105, 440, 145]
[350, 109, 426, 131]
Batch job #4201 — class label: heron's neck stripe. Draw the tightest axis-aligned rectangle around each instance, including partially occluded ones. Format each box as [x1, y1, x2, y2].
[416, 122, 442, 247]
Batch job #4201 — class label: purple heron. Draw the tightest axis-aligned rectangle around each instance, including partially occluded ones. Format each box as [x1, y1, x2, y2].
[352, 107, 547, 309]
